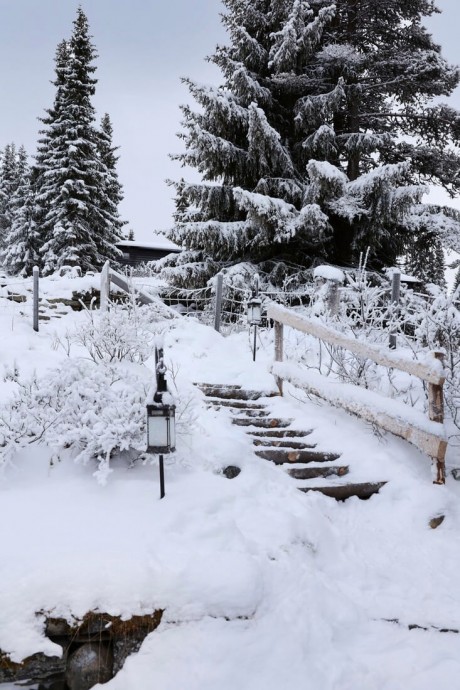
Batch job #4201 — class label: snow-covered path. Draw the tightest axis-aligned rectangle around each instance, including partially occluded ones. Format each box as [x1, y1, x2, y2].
[1, 306, 460, 689]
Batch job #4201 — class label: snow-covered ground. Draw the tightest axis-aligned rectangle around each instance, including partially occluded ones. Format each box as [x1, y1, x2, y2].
[1, 277, 460, 689]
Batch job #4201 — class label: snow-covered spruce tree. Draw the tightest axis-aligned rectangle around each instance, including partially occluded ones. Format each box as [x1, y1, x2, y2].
[161, 0, 460, 287]
[96, 113, 127, 249]
[35, 9, 123, 275]
[0, 143, 21, 249]
[1, 152, 41, 276]
[405, 228, 446, 289]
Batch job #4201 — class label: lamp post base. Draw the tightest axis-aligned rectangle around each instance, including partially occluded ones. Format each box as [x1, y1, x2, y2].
[159, 454, 165, 499]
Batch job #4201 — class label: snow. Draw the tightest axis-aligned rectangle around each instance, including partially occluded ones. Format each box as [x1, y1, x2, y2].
[313, 264, 345, 282]
[117, 234, 181, 252]
[1, 280, 460, 688]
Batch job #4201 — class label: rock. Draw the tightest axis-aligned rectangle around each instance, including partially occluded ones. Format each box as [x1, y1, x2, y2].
[0, 651, 66, 683]
[451, 468, 460, 480]
[65, 643, 113, 690]
[59, 265, 82, 278]
[223, 465, 241, 479]
[429, 515, 445, 529]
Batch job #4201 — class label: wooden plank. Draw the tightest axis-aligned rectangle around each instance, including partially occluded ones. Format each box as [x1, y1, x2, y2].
[267, 302, 445, 385]
[275, 364, 445, 460]
[109, 268, 155, 306]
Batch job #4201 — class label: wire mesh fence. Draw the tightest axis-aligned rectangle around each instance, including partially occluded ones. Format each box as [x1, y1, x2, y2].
[130, 276, 317, 334]
[0, 275, 33, 321]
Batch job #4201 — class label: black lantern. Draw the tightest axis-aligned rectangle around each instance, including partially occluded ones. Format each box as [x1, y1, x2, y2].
[146, 404, 176, 454]
[248, 274, 262, 361]
[247, 296, 262, 326]
[146, 347, 176, 498]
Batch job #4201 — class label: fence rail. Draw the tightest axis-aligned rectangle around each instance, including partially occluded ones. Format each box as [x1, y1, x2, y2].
[267, 302, 447, 484]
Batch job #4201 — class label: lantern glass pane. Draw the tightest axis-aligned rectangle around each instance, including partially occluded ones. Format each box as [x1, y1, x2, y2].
[248, 304, 262, 325]
[148, 414, 169, 448]
[169, 416, 176, 451]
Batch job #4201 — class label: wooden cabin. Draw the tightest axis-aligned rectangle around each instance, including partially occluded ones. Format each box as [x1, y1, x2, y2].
[116, 236, 181, 267]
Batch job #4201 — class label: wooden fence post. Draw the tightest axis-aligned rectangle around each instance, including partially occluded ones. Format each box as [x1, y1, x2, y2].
[214, 273, 224, 333]
[429, 351, 447, 484]
[326, 279, 340, 317]
[33, 266, 39, 332]
[274, 320, 284, 395]
[389, 269, 401, 350]
[100, 260, 110, 311]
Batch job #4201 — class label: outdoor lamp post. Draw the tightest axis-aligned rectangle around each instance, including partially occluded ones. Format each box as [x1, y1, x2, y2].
[247, 274, 262, 361]
[247, 296, 262, 327]
[146, 347, 176, 499]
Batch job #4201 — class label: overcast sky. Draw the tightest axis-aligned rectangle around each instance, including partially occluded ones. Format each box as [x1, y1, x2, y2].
[0, 0, 459, 243]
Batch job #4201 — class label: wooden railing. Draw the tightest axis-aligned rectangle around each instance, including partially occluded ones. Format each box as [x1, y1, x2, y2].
[267, 302, 447, 484]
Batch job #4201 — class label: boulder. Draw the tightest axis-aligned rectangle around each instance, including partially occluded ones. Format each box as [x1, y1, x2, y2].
[65, 643, 113, 690]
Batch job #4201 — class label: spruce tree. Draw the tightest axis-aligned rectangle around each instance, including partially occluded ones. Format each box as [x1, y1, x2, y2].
[35, 9, 123, 275]
[0, 143, 19, 248]
[97, 113, 126, 249]
[405, 228, 446, 289]
[163, 0, 460, 287]
[2, 158, 40, 276]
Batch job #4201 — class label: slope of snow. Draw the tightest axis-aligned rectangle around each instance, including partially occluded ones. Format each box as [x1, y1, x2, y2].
[0, 291, 460, 688]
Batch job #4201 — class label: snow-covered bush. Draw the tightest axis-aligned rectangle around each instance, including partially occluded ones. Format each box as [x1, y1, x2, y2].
[0, 360, 149, 483]
[55, 299, 172, 364]
[414, 285, 460, 439]
[284, 273, 460, 442]
[0, 302, 185, 481]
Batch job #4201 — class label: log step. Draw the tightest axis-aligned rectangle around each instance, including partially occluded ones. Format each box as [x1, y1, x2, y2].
[206, 399, 266, 410]
[299, 482, 386, 501]
[256, 449, 341, 464]
[287, 465, 349, 480]
[196, 383, 243, 390]
[232, 417, 293, 429]
[252, 439, 316, 449]
[247, 429, 313, 439]
[211, 407, 267, 418]
[197, 385, 279, 401]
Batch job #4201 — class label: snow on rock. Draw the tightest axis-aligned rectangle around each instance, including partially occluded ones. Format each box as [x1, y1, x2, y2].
[313, 264, 345, 282]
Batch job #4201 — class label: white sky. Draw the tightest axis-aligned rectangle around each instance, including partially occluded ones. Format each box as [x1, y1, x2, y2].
[0, 0, 459, 243]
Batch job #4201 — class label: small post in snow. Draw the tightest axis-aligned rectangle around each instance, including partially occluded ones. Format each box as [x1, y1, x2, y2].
[389, 269, 401, 350]
[429, 350, 446, 485]
[100, 260, 110, 312]
[326, 280, 341, 317]
[32, 266, 39, 332]
[274, 320, 284, 395]
[214, 273, 224, 333]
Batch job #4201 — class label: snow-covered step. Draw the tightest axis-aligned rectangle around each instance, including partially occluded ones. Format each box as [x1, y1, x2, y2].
[252, 439, 316, 449]
[299, 482, 386, 501]
[255, 449, 341, 464]
[232, 417, 293, 428]
[206, 399, 266, 410]
[209, 405, 267, 418]
[196, 384, 279, 401]
[247, 429, 314, 439]
[287, 465, 349, 480]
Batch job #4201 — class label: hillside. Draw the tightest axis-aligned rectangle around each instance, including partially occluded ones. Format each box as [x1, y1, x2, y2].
[0, 276, 460, 689]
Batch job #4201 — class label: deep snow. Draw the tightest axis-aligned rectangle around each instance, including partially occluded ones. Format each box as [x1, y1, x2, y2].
[1, 277, 460, 689]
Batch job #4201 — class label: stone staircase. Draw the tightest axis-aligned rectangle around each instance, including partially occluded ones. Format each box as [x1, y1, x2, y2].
[196, 383, 386, 501]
